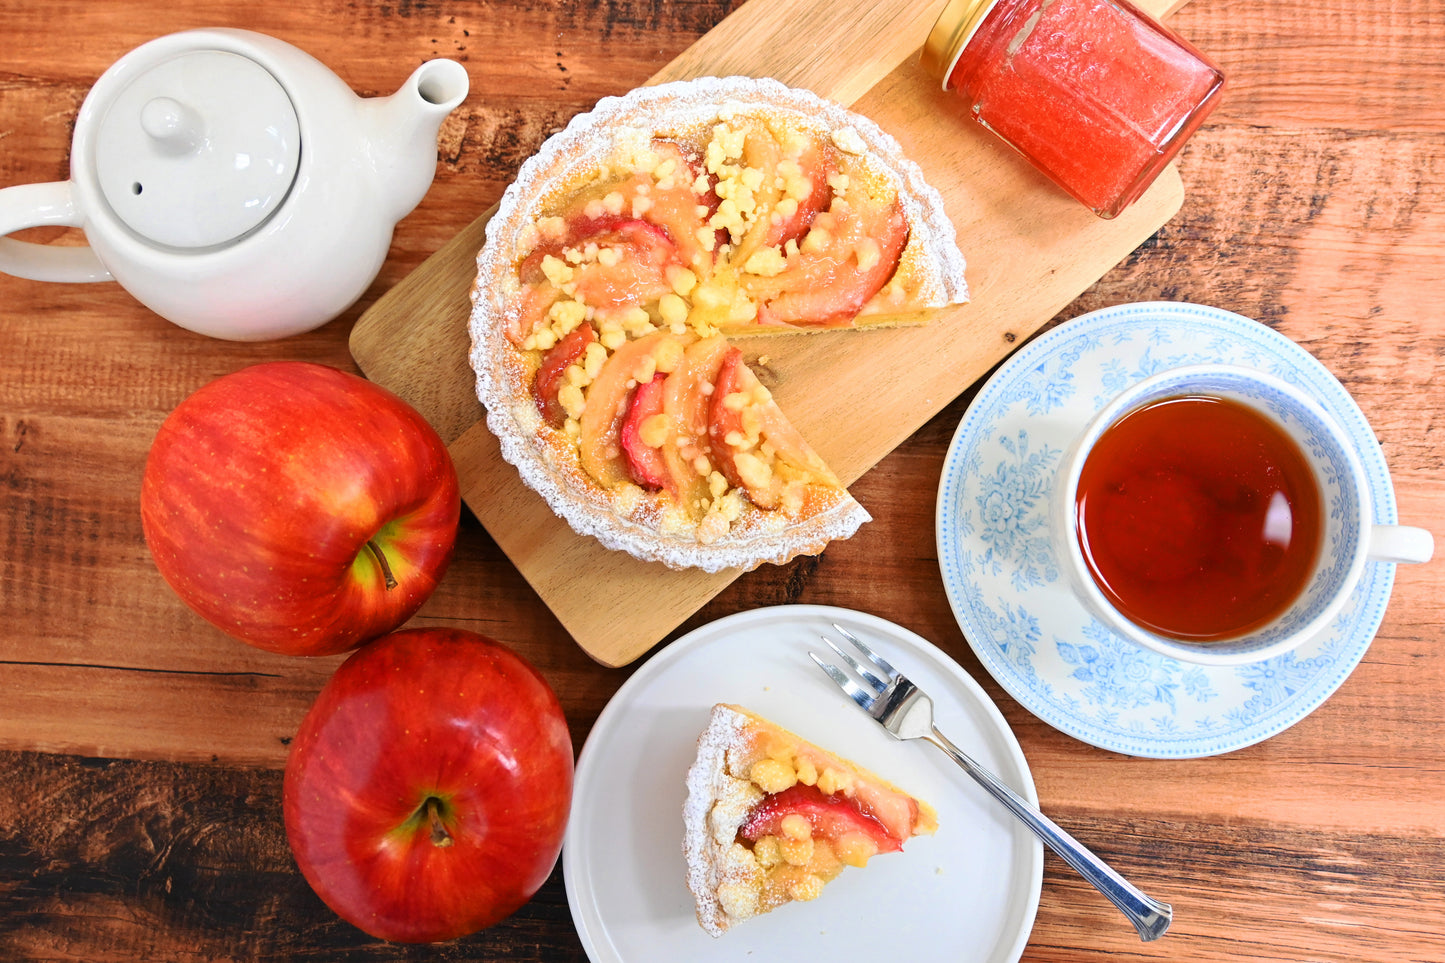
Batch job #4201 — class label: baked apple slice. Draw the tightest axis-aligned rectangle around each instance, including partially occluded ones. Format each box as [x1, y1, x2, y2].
[572, 220, 679, 312]
[507, 221, 677, 347]
[726, 123, 836, 270]
[554, 140, 714, 274]
[619, 374, 669, 490]
[763, 138, 835, 251]
[740, 189, 909, 329]
[532, 323, 597, 427]
[523, 218, 678, 310]
[740, 784, 906, 856]
[508, 144, 708, 346]
[578, 331, 684, 489]
[640, 140, 717, 273]
[660, 336, 730, 516]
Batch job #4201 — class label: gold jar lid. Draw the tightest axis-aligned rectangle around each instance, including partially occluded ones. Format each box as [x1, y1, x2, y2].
[921, 0, 1003, 89]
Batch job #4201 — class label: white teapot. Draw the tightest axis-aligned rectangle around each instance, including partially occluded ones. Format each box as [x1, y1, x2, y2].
[0, 29, 469, 340]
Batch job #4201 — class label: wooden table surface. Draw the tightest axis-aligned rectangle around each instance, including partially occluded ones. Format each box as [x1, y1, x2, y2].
[2, 1, 1441, 960]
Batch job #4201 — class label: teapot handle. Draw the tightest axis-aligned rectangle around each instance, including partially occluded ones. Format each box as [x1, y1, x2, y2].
[0, 181, 112, 283]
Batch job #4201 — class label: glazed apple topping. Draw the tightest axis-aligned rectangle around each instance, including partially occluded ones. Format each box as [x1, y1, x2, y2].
[532, 322, 596, 427]
[618, 374, 669, 489]
[507, 114, 921, 540]
[474, 80, 969, 568]
[542, 326, 844, 541]
[741, 784, 900, 860]
[739, 746, 924, 868]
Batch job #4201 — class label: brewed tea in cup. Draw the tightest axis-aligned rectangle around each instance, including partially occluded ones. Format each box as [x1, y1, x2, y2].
[1053, 365, 1433, 666]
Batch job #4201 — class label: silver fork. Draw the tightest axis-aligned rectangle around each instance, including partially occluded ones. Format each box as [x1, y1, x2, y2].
[811, 624, 1173, 942]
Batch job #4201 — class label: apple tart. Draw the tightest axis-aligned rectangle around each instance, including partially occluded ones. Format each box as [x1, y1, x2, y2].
[683, 703, 937, 936]
[469, 77, 968, 571]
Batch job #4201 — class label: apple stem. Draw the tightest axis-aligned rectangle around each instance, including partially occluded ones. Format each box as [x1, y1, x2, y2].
[425, 796, 453, 848]
[365, 539, 398, 590]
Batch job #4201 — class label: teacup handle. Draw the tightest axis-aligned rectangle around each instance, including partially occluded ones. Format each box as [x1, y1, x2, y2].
[1368, 525, 1434, 564]
[0, 181, 112, 283]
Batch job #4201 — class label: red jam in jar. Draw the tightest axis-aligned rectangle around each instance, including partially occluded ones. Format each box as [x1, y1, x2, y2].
[922, 0, 1226, 217]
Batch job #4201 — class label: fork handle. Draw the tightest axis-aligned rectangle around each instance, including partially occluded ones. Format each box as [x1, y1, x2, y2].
[928, 726, 1173, 942]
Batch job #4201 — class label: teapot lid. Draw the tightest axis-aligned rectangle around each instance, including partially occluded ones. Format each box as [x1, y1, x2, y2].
[94, 50, 299, 249]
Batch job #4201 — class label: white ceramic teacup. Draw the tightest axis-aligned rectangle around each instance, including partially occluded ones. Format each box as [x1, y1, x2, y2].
[1052, 364, 1434, 666]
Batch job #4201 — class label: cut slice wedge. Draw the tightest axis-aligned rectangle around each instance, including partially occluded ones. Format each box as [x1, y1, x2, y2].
[683, 703, 937, 936]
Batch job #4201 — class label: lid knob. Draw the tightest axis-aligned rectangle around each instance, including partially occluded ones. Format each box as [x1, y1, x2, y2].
[139, 96, 203, 154]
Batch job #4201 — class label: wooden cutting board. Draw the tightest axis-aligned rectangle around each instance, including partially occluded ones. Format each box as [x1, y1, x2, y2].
[350, 0, 1191, 667]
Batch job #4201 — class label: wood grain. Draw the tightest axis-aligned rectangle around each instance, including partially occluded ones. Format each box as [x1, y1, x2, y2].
[1, 0, 1443, 961]
[349, 0, 1186, 666]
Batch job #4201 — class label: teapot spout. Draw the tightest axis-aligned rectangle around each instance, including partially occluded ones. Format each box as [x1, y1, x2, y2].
[365, 59, 470, 224]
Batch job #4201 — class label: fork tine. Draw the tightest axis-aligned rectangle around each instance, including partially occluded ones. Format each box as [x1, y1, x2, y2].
[821, 634, 890, 692]
[808, 653, 876, 711]
[832, 623, 899, 680]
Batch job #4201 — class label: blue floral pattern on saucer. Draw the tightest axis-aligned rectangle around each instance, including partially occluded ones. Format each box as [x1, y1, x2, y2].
[936, 302, 1399, 758]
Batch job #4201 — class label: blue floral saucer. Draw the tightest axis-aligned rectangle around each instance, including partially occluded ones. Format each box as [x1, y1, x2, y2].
[935, 302, 1400, 758]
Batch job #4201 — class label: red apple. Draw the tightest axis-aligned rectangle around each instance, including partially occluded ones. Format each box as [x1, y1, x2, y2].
[283, 627, 574, 943]
[140, 361, 460, 656]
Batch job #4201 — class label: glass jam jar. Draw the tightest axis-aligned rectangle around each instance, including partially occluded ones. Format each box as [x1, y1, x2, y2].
[922, 0, 1226, 218]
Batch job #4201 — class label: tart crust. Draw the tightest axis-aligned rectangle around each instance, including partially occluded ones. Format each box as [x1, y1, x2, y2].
[683, 703, 937, 936]
[469, 77, 967, 572]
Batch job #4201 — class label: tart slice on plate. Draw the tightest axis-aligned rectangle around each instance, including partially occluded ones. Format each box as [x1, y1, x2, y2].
[469, 76, 968, 572]
[683, 703, 938, 936]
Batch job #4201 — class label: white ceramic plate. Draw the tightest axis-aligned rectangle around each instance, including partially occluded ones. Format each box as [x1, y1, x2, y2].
[563, 604, 1043, 963]
[936, 301, 1400, 758]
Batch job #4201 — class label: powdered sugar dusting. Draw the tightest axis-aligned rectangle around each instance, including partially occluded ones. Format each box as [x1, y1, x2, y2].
[682, 704, 754, 936]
